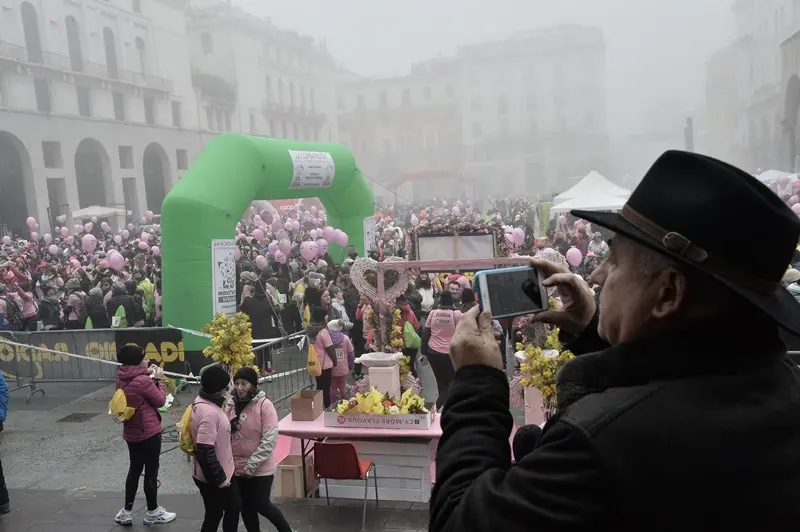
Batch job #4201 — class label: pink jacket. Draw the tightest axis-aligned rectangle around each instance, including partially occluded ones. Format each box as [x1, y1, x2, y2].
[330, 333, 354, 378]
[227, 392, 280, 477]
[314, 329, 335, 371]
[115, 365, 166, 443]
[191, 396, 235, 483]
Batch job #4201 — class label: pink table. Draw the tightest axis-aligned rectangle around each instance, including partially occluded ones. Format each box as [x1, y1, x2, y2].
[278, 414, 442, 502]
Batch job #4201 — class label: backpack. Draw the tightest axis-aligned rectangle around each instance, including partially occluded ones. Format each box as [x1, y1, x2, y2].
[1, 297, 23, 330]
[108, 387, 136, 423]
[306, 344, 322, 377]
[111, 304, 128, 328]
[177, 403, 197, 456]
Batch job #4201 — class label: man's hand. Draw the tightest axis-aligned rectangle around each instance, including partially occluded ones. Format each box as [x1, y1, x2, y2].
[449, 306, 503, 371]
[528, 258, 596, 336]
[218, 480, 231, 488]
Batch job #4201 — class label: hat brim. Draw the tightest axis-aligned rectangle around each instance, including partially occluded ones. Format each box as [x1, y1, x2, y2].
[574, 209, 800, 337]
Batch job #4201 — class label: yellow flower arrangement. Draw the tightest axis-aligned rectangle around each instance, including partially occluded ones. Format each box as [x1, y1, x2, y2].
[388, 307, 404, 352]
[333, 387, 427, 415]
[202, 312, 256, 373]
[397, 355, 412, 378]
[518, 327, 574, 410]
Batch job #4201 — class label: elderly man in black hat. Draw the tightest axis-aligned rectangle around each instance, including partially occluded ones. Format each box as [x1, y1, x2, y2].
[430, 151, 800, 531]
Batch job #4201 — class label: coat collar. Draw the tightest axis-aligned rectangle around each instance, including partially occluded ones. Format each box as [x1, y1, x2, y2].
[556, 319, 786, 410]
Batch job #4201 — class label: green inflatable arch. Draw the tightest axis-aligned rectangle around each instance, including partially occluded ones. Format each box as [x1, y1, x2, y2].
[161, 134, 374, 351]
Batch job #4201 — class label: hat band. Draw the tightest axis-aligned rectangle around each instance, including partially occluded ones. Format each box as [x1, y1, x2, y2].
[620, 205, 778, 295]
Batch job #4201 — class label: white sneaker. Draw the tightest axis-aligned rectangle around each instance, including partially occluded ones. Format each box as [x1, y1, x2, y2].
[143, 506, 177, 526]
[115, 508, 133, 526]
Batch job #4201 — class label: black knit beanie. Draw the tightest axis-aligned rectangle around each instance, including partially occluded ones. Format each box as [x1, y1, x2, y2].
[201, 365, 230, 394]
[117, 345, 146, 366]
[233, 367, 259, 389]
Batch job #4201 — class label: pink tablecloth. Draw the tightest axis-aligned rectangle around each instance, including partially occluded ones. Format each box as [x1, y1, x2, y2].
[278, 413, 443, 440]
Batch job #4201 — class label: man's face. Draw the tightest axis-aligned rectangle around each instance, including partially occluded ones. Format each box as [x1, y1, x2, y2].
[101, 279, 112, 292]
[448, 283, 461, 298]
[593, 238, 665, 345]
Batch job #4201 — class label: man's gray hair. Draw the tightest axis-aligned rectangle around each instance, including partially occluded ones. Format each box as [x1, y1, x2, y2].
[619, 236, 677, 276]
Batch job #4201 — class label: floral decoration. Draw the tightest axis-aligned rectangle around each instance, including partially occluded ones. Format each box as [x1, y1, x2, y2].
[202, 312, 256, 373]
[406, 220, 510, 260]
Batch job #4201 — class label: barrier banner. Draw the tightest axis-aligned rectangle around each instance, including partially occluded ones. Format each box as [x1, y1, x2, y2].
[0, 328, 189, 381]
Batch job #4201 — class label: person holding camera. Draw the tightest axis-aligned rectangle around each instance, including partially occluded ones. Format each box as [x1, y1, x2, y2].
[114, 345, 176, 526]
[430, 152, 800, 531]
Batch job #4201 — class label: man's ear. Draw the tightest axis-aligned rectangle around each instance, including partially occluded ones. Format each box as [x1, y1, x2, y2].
[651, 268, 688, 319]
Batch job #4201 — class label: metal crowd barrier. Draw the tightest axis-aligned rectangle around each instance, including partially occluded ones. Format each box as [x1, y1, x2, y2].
[252, 330, 313, 406]
[0, 327, 189, 403]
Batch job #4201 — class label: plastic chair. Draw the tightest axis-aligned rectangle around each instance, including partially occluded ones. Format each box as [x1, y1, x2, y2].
[314, 441, 378, 529]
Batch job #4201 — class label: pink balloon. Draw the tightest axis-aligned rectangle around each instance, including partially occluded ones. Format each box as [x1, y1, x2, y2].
[48, 244, 58, 255]
[43, 233, 52, 243]
[30, 232, 39, 240]
[60, 227, 69, 237]
[793, 203, 800, 215]
[26, 217, 36, 229]
[74, 224, 84, 234]
[234, 248, 241, 262]
[145, 210, 154, 221]
[151, 246, 160, 257]
[82, 234, 97, 253]
[101, 221, 110, 232]
[1, 236, 10, 245]
[121, 229, 130, 239]
[316, 238, 328, 255]
[512, 227, 525, 245]
[140, 232, 150, 242]
[284, 221, 292, 231]
[301, 241, 318, 261]
[268, 242, 279, 255]
[505, 233, 514, 244]
[65, 236, 74, 244]
[255, 255, 268, 270]
[98, 260, 109, 269]
[276, 229, 288, 240]
[108, 252, 125, 271]
[323, 226, 335, 241]
[253, 228, 265, 242]
[410, 216, 419, 227]
[338, 231, 348, 247]
[271, 219, 282, 232]
[114, 235, 122, 244]
[274, 250, 287, 264]
[84, 222, 93, 233]
[452, 206, 460, 216]
[291, 220, 300, 230]
[127, 223, 134, 231]
[138, 241, 149, 250]
[91, 216, 98, 223]
[309, 229, 318, 240]
[566, 247, 583, 267]
[279, 238, 291, 255]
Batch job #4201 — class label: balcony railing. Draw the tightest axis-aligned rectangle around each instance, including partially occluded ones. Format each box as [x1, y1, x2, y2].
[261, 100, 326, 122]
[0, 41, 172, 92]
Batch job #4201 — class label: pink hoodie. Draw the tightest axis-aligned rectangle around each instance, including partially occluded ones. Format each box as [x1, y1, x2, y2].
[227, 392, 280, 477]
[330, 332, 354, 378]
[191, 396, 235, 483]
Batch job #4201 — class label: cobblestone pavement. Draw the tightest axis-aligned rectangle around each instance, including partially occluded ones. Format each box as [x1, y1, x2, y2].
[0, 489, 430, 532]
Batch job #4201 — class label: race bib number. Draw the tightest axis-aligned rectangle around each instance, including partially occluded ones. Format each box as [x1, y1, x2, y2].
[278, 294, 287, 304]
[335, 346, 346, 362]
[112, 316, 122, 327]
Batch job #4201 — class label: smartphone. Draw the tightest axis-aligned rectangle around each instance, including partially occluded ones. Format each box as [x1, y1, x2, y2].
[473, 266, 549, 319]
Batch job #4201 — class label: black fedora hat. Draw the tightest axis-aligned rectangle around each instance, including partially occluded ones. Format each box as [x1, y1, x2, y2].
[573, 150, 800, 335]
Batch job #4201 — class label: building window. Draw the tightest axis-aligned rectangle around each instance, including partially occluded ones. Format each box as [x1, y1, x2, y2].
[112, 91, 125, 121]
[34, 78, 51, 113]
[65, 16, 83, 72]
[424, 86, 432, 100]
[472, 122, 482, 138]
[176, 149, 188, 170]
[310, 88, 315, 111]
[132, 0, 142, 13]
[380, 91, 388, 108]
[402, 88, 411, 105]
[119, 146, 134, 169]
[265, 75, 272, 102]
[224, 111, 231, 131]
[76, 86, 91, 117]
[498, 95, 509, 115]
[144, 97, 155, 125]
[206, 107, 214, 130]
[21, 1, 43, 63]
[103, 27, 119, 79]
[42, 141, 63, 169]
[135, 37, 147, 76]
[300, 85, 306, 110]
[201, 33, 212, 54]
[357, 94, 366, 109]
[171, 101, 182, 127]
[249, 113, 256, 133]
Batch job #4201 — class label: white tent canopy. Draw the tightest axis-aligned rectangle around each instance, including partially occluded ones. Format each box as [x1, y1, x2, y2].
[56, 205, 130, 222]
[554, 170, 631, 203]
[551, 191, 627, 213]
[756, 169, 792, 183]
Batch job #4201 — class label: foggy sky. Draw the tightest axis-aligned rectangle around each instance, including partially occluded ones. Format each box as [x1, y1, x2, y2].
[234, 0, 733, 136]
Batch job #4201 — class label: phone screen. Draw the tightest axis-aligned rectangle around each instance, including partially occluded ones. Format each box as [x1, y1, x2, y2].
[480, 268, 545, 319]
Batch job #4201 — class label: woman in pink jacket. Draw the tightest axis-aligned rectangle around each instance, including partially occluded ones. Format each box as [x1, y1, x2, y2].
[229, 368, 293, 532]
[113, 345, 176, 526]
[191, 365, 240, 532]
